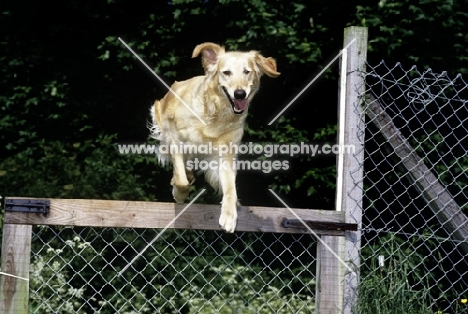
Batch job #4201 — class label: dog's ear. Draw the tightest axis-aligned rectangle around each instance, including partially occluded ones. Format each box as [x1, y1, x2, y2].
[254, 53, 281, 78]
[192, 43, 225, 73]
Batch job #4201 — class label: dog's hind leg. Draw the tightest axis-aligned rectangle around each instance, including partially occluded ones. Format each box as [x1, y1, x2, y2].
[186, 169, 195, 185]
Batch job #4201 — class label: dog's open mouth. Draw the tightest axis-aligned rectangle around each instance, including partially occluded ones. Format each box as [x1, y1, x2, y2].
[222, 87, 248, 114]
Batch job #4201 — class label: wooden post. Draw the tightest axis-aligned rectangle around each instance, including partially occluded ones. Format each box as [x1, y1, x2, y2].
[0, 224, 32, 313]
[316, 26, 367, 313]
[316, 235, 345, 313]
[340, 26, 367, 314]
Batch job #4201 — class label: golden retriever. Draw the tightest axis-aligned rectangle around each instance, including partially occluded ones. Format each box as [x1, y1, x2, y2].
[150, 42, 280, 233]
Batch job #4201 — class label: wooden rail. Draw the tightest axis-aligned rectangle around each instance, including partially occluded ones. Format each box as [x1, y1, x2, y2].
[3, 197, 350, 236]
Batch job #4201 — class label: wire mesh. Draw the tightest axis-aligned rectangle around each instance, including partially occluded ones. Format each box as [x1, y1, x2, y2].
[357, 61, 468, 312]
[29, 226, 317, 313]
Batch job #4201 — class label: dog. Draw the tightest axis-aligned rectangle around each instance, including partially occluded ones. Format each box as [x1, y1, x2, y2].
[150, 42, 280, 233]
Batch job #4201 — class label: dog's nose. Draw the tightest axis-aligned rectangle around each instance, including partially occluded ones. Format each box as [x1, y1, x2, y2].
[234, 89, 246, 99]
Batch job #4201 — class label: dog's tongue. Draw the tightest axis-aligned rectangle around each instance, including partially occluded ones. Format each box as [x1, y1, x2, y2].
[233, 99, 249, 111]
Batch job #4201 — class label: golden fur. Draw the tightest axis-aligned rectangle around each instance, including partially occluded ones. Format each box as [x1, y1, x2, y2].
[150, 42, 280, 232]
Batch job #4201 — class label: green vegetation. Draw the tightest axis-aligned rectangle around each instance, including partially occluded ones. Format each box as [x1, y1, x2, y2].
[357, 234, 434, 314]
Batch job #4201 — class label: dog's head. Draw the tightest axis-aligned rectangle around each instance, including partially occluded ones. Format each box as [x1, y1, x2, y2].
[192, 42, 280, 115]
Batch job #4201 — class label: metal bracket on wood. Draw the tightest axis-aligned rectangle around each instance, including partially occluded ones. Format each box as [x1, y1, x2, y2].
[5, 199, 50, 215]
[282, 218, 357, 231]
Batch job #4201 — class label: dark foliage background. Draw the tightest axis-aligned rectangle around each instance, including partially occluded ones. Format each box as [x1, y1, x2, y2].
[1, 0, 465, 209]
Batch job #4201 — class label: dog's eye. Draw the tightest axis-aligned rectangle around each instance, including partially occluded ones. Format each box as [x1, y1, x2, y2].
[244, 70, 251, 75]
[222, 70, 232, 76]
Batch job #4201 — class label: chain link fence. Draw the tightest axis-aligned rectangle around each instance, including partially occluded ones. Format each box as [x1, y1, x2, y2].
[357, 61, 468, 312]
[29, 226, 316, 313]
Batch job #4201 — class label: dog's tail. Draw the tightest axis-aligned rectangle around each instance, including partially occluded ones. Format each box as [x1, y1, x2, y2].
[204, 168, 222, 194]
[148, 100, 171, 166]
[148, 100, 162, 140]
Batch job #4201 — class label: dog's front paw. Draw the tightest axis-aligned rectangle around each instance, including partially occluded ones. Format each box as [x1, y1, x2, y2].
[172, 185, 190, 203]
[219, 203, 238, 233]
